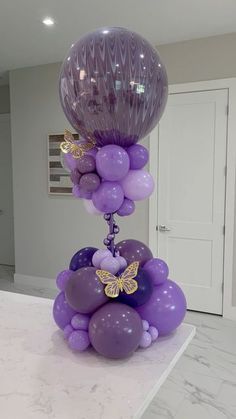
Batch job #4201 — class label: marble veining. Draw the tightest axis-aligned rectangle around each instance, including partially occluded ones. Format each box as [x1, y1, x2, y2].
[0, 290, 194, 419]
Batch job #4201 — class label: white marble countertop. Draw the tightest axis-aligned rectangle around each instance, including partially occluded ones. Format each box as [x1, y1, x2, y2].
[0, 290, 195, 419]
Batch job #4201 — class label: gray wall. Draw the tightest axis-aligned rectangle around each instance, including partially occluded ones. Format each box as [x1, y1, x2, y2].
[9, 63, 147, 280]
[0, 85, 10, 114]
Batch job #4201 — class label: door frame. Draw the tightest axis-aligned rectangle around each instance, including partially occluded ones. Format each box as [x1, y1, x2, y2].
[149, 78, 236, 321]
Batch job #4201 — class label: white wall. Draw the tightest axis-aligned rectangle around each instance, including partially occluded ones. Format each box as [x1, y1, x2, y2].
[9, 63, 148, 280]
[0, 85, 10, 114]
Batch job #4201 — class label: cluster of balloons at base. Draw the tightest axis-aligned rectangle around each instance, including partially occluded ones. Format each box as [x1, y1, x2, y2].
[53, 240, 187, 359]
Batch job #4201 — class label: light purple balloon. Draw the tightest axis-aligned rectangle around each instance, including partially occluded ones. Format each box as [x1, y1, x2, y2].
[142, 319, 149, 331]
[63, 152, 78, 171]
[71, 313, 90, 331]
[92, 249, 112, 268]
[68, 330, 90, 351]
[115, 256, 127, 270]
[137, 279, 187, 336]
[72, 184, 92, 199]
[92, 181, 124, 213]
[56, 270, 73, 291]
[64, 324, 74, 340]
[143, 258, 169, 285]
[53, 292, 77, 330]
[70, 169, 81, 184]
[79, 173, 100, 193]
[121, 170, 154, 201]
[96, 145, 130, 181]
[139, 331, 152, 348]
[100, 256, 120, 274]
[59, 27, 168, 147]
[117, 198, 135, 216]
[149, 326, 159, 342]
[83, 199, 103, 215]
[89, 302, 143, 359]
[127, 144, 149, 169]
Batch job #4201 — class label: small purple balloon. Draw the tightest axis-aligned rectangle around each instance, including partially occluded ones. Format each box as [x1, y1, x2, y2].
[71, 313, 90, 331]
[92, 249, 113, 268]
[69, 247, 98, 271]
[115, 239, 153, 267]
[79, 173, 101, 193]
[63, 152, 78, 171]
[53, 292, 77, 330]
[89, 303, 143, 359]
[100, 256, 120, 274]
[70, 169, 81, 184]
[64, 324, 74, 339]
[143, 258, 169, 285]
[77, 154, 96, 174]
[115, 256, 127, 270]
[121, 169, 154, 201]
[142, 319, 149, 331]
[68, 330, 90, 351]
[72, 184, 92, 199]
[127, 144, 149, 169]
[65, 267, 108, 314]
[96, 145, 130, 181]
[137, 279, 187, 336]
[149, 326, 159, 342]
[117, 198, 135, 216]
[139, 331, 152, 348]
[56, 269, 73, 291]
[92, 181, 124, 213]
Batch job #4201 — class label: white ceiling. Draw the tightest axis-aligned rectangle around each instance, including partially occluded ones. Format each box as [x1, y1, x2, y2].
[1, 0, 236, 83]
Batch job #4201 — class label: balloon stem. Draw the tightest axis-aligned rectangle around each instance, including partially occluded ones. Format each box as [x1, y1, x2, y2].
[103, 213, 120, 256]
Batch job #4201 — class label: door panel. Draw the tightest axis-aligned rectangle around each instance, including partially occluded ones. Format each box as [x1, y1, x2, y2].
[157, 89, 228, 314]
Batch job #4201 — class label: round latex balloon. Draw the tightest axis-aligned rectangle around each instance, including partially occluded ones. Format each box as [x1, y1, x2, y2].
[92, 181, 124, 213]
[59, 27, 168, 147]
[127, 144, 149, 169]
[117, 198, 135, 216]
[53, 292, 77, 330]
[115, 239, 153, 267]
[121, 169, 154, 201]
[89, 302, 143, 359]
[137, 279, 187, 336]
[143, 258, 169, 285]
[65, 267, 108, 313]
[96, 145, 130, 181]
[69, 247, 98, 271]
[117, 268, 153, 307]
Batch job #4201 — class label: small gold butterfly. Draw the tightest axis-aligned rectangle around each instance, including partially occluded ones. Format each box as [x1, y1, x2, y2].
[60, 129, 95, 159]
[96, 261, 139, 298]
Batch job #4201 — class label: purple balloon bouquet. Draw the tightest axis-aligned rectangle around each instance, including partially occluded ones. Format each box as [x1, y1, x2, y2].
[52, 27, 187, 359]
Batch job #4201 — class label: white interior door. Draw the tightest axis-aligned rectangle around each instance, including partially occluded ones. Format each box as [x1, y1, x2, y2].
[157, 89, 228, 314]
[0, 114, 14, 265]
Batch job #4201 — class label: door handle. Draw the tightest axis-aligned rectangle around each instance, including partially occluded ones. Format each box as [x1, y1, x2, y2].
[158, 224, 171, 232]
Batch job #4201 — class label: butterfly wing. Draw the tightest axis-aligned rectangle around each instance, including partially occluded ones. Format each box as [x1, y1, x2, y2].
[120, 261, 139, 281]
[96, 270, 119, 298]
[104, 282, 120, 298]
[122, 278, 138, 295]
[60, 141, 72, 154]
[64, 130, 76, 143]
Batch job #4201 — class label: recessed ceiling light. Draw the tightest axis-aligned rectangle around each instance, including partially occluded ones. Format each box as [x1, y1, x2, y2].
[42, 17, 55, 26]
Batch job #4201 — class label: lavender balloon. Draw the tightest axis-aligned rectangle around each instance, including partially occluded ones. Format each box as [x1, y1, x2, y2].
[143, 258, 169, 285]
[92, 181, 124, 213]
[121, 169, 154, 201]
[117, 198, 135, 216]
[68, 330, 90, 351]
[56, 269, 73, 291]
[127, 144, 149, 169]
[77, 155, 96, 174]
[96, 145, 130, 181]
[137, 279, 187, 336]
[80, 173, 100, 193]
[53, 292, 77, 330]
[89, 303, 143, 359]
[59, 27, 168, 147]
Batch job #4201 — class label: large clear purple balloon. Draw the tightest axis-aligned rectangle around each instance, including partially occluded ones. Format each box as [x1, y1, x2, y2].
[89, 303, 143, 359]
[92, 181, 124, 213]
[53, 292, 77, 330]
[65, 267, 108, 313]
[96, 145, 130, 181]
[117, 268, 153, 307]
[59, 27, 168, 147]
[69, 247, 98, 271]
[137, 279, 187, 336]
[115, 239, 153, 267]
[121, 169, 154, 201]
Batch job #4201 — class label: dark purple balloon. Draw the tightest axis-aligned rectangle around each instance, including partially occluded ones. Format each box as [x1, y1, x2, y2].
[117, 198, 135, 216]
[59, 27, 168, 147]
[115, 239, 153, 267]
[127, 144, 149, 169]
[65, 267, 108, 313]
[79, 173, 100, 193]
[89, 303, 143, 359]
[117, 268, 153, 307]
[143, 258, 169, 285]
[69, 247, 98, 271]
[137, 279, 187, 336]
[53, 292, 77, 330]
[77, 155, 96, 174]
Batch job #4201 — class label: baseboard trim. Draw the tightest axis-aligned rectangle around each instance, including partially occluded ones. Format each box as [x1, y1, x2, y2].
[14, 273, 57, 291]
[223, 305, 236, 321]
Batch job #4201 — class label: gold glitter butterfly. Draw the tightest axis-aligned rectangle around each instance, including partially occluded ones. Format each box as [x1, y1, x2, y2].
[60, 129, 95, 159]
[96, 261, 139, 298]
